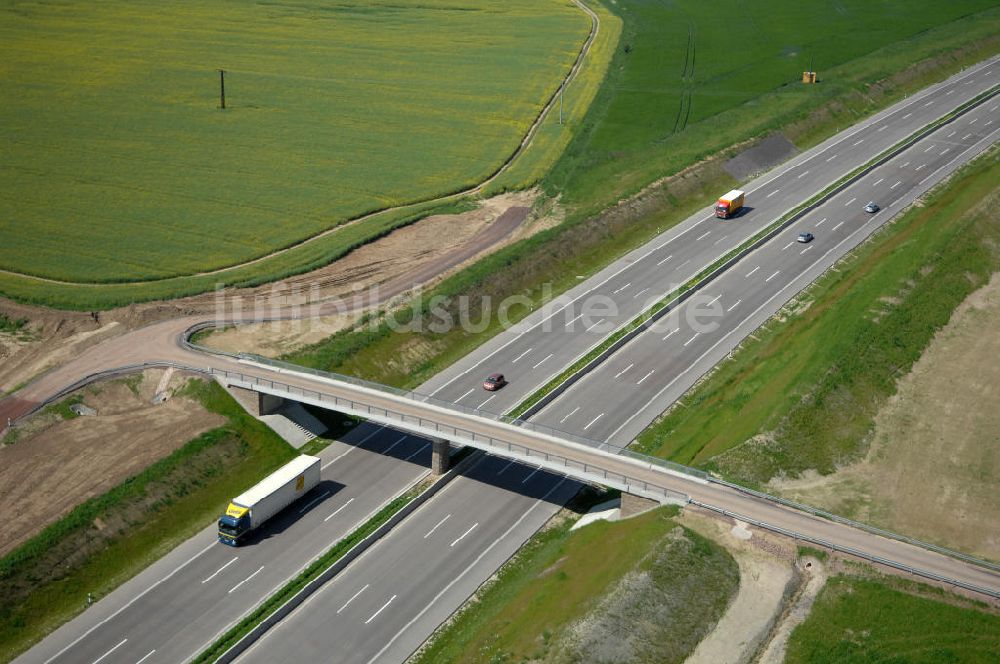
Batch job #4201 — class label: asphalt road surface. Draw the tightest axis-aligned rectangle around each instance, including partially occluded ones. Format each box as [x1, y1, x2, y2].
[238, 455, 579, 664]
[229, 61, 1000, 664]
[15, 57, 999, 664]
[18, 425, 435, 664]
[420, 57, 1000, 418]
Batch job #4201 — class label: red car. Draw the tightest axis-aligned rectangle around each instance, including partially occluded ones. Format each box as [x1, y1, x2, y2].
[483, 373, 507, 391]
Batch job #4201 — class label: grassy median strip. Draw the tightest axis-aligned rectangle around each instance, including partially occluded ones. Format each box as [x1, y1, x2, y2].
[509, 87, 997, 421]
[634, 145, 1000, 485]
[412, 502, 738, 664]
[0, 380, 296, 663]
[193, 484, 425, 664]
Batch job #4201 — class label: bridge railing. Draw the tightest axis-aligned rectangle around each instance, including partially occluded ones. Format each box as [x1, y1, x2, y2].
[211, 366, 689, 505]
[217, 355, 1000, 575]
[231, 353, 711, 478]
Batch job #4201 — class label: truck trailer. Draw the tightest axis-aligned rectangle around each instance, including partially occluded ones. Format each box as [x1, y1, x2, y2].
[715, 189, 745, 219]
[218, 455, 321, 546]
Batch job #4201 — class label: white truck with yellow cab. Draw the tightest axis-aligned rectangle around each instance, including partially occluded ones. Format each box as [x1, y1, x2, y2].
[218, 455, 321, 546]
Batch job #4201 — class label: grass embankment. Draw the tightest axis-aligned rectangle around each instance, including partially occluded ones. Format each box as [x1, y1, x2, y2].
[282, 2, 1000, 390]
[634, 147, 1000, 486]
[413, 504, 738, 664]
[0, 0, 589, 293]
[786, 575, 1000, 663]
[0, 380, 295, 662]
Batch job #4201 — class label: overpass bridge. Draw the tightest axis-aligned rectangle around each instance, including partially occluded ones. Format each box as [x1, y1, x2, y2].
[210, 354, 1000, 600]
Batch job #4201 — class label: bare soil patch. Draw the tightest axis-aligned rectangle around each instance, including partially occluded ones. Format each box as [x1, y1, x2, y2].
[757, 557, 828, 664]
[0, 370, 223, 555]
[0, 191, 538, 382]
[680, 508, 797, 664]
[770, 272, 1000, 560]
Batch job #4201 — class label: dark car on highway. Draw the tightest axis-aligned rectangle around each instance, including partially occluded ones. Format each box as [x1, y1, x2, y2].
[797, 232, 814, 243]
[864, 201, 880, 213]
[483, 373, 507, 391]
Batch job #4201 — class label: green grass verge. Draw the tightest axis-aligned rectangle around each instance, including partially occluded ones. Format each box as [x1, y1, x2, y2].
[281, 3, 1000, 391]
[797, 546, 830, 563]
[193, 483, 425, 664]
[0, 379, 296, 663]
[786, 575, 1000, 663]
[413, 503, 738, 664]
[633, 146, 1000, 486]
[1, 0, 588, 286]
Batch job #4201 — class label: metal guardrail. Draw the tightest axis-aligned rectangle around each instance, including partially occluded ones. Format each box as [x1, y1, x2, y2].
[216, 355, 1000, 577]
[690, 501, 1000, 600]
[711, 479, 1000, 573]
[211, 367, 689, 505]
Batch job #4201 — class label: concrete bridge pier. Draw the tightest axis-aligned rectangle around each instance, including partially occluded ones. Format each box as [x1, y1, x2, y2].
[431, 438, 451, 475]
[225, 385, 285, 417]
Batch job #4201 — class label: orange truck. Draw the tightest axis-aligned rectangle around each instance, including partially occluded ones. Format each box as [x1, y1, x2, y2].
[715, 189, 745, 219]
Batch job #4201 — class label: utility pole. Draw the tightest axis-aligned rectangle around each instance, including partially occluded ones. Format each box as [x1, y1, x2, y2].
[218, 69, 226, 109]
[559, 87, 564, 125]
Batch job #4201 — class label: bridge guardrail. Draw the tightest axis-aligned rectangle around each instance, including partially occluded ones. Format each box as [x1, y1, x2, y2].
[690, 501, 1000, 599]
[210, 367, 689, 506]
[216, 355, 1000, 576]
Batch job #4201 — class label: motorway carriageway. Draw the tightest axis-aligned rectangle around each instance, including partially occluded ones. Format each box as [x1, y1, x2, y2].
[231, 63, 1000, 663]
[17, 58, 999, 664]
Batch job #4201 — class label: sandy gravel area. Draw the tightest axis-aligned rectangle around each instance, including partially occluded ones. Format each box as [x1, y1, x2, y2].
[0, 370, 223, 555]
[680, 508, 797, 664]
[771, 272, 1000, 560]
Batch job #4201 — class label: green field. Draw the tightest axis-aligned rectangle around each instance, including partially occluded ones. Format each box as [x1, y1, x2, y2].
[546, 0, 1000, 215]
[786, 575, 1000, 663]
[0, 0, 588, 286]
[633, 147, 1000, 485]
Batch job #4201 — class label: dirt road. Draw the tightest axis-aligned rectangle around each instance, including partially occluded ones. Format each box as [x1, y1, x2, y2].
[0, 201, 532, 419]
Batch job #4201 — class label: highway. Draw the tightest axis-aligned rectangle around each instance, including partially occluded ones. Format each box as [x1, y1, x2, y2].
[531, 85, 1000, 444]
[238, 455, 578, 664]
[228, 63, 1000, 663]
[18, 425, 436, 664]
[420, 57, 1000, 416]
[13, 57, 999, 664]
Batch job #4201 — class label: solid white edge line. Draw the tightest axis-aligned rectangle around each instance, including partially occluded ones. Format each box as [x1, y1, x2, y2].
[43, 542, 214, 664]
[424, 57, 997, 399]
[605, 184, 938, 441]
